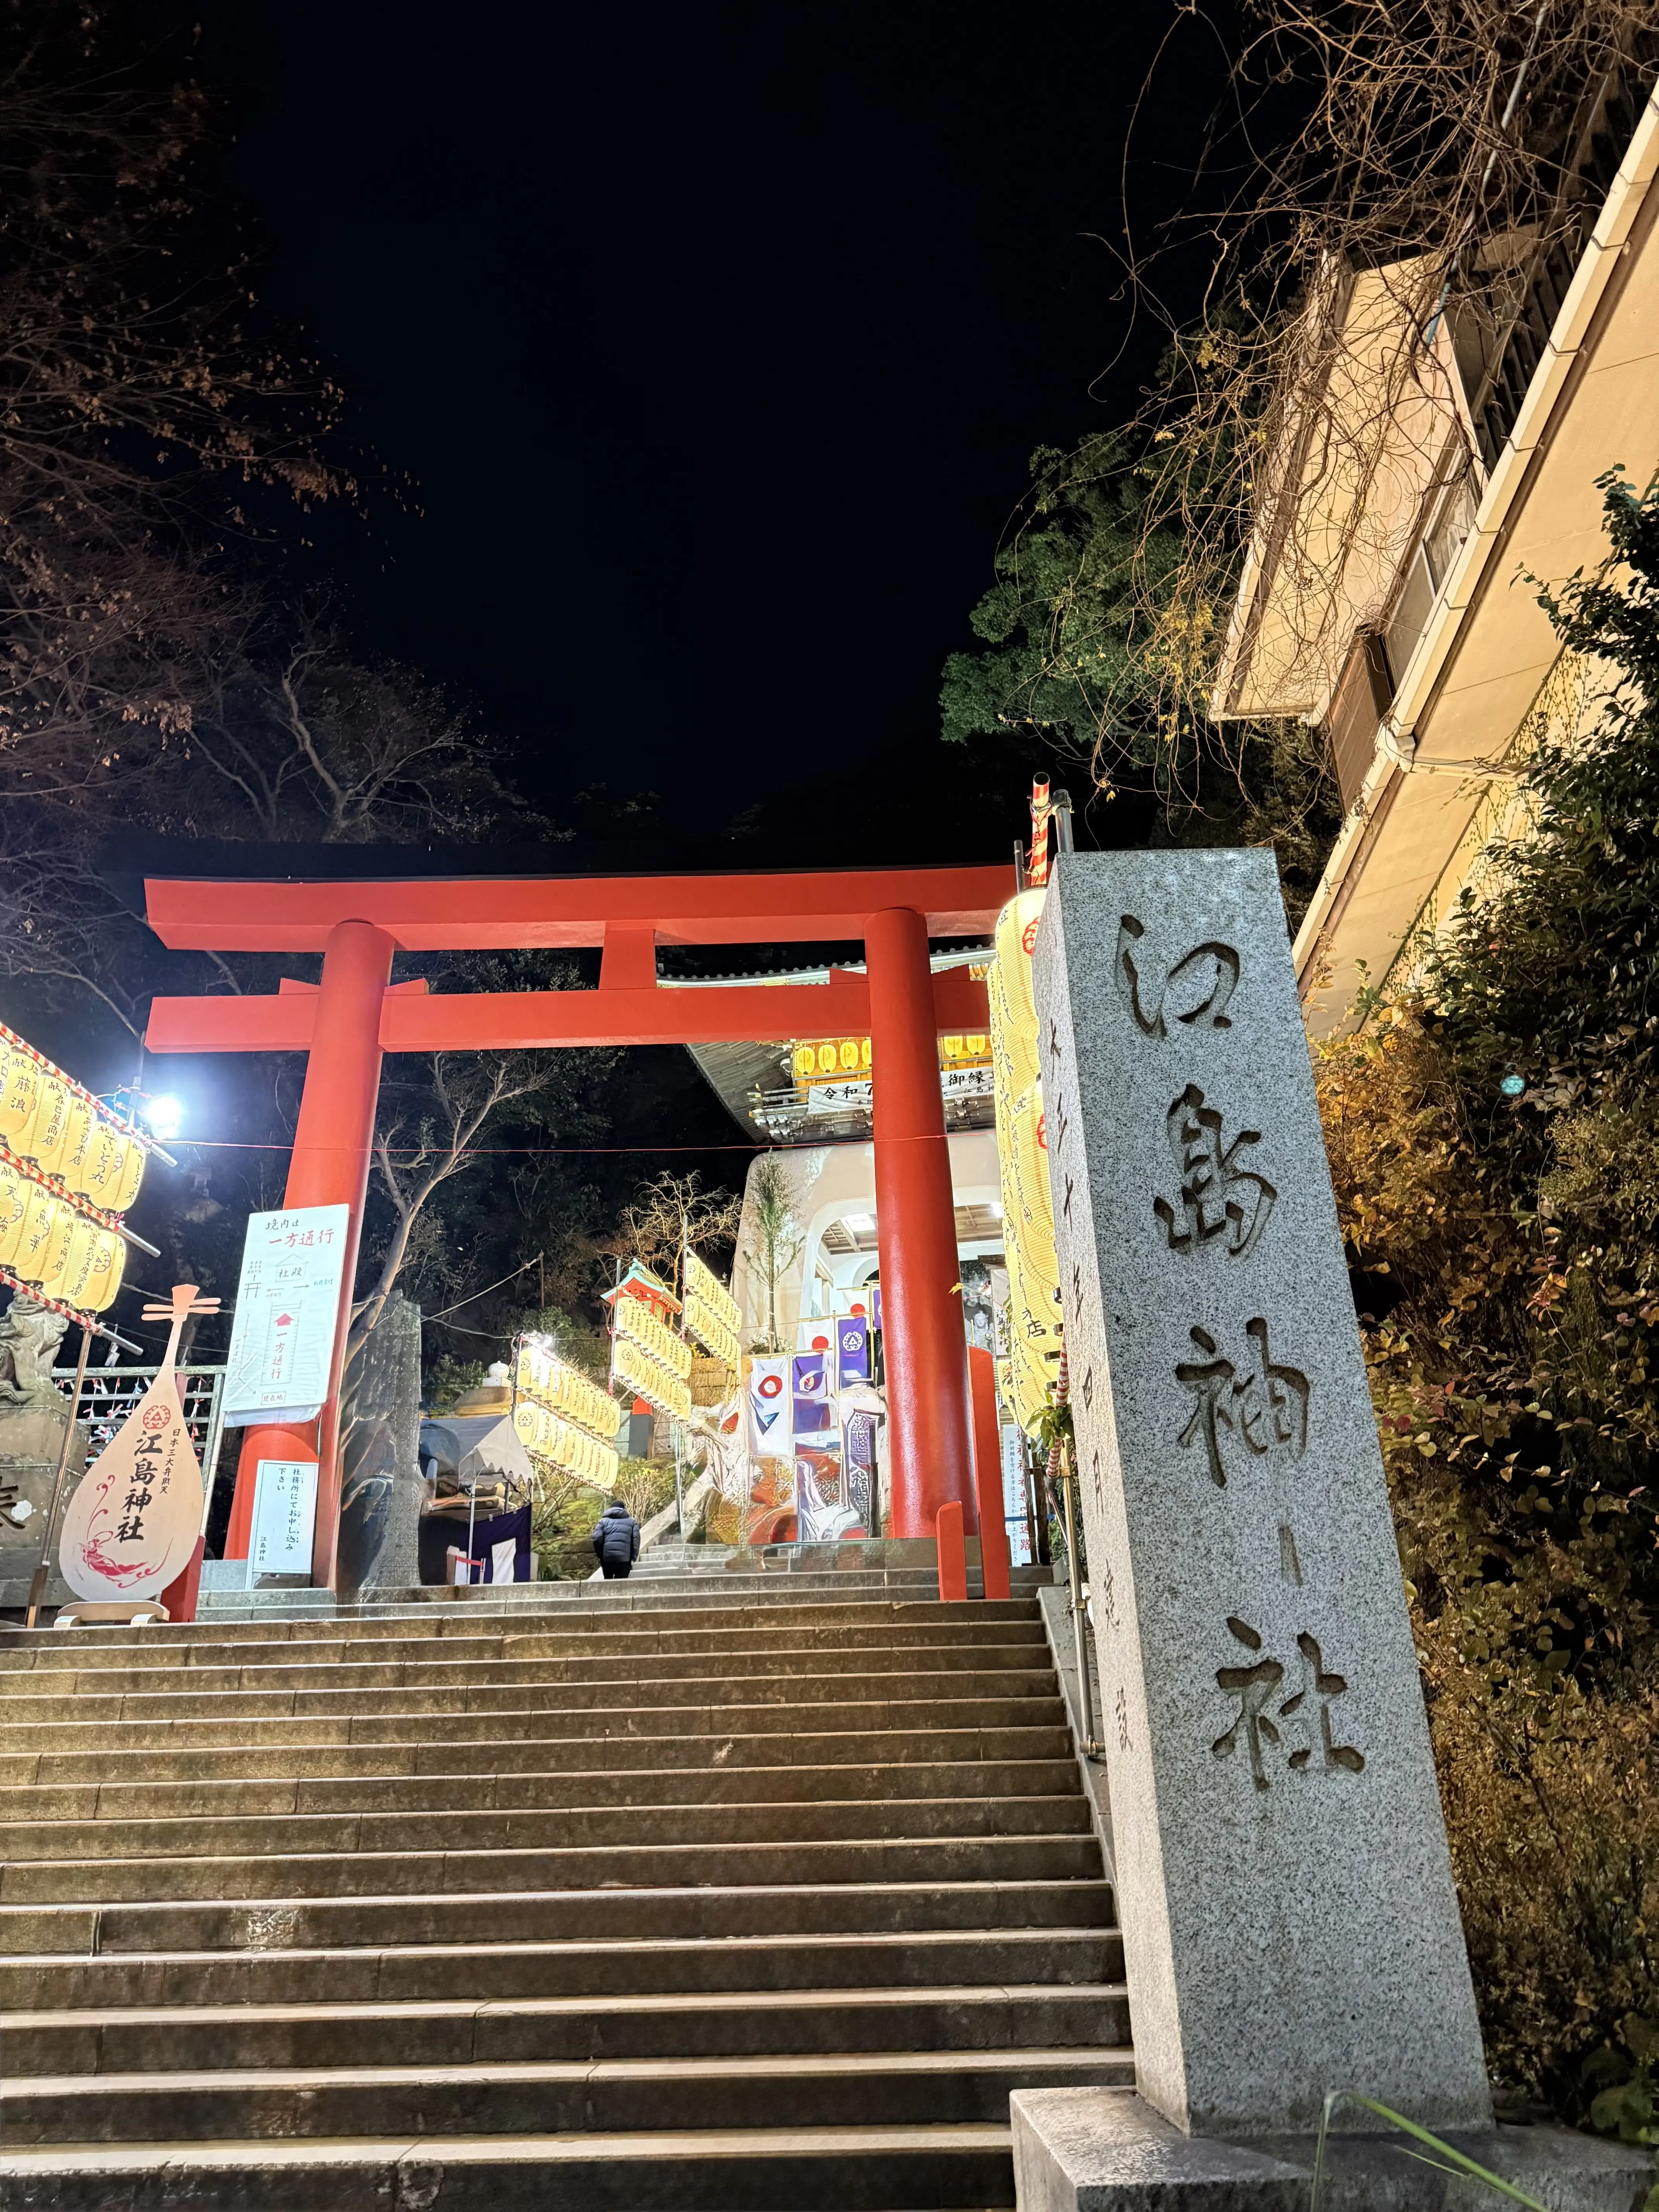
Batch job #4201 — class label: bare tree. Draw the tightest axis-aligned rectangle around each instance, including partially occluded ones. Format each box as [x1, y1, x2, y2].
[0, 618, 540, 1034]
[176, 619, 525, 847]
[610, 1169, 744, 1283]
[350, 1054, 556, 1359]
[0, 13, 346, 764]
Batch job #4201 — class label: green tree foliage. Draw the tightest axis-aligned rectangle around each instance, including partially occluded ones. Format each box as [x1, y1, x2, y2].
[1314, 469, 1659, 2120]
[940, 431, 1340, 924]
[939, 435, 1163, 762]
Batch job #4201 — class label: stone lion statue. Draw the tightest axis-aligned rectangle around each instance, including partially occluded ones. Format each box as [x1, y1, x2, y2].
[0, 1295, 70, 1407]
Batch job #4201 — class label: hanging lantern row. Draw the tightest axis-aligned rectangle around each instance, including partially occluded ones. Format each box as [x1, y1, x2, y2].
[0, 1171, 126, 1312]
[512, 1335, 623, 1489]
[0, 1029, 160, 1316]
[0, 1032, 149, 1208]
[512, 1400, 620, 1489]
[612, 1329, 692, 1423]
[682, 1248, 742, 1370]
[514, 1338, 622, 1443]
[613, 1294, 693, 1383]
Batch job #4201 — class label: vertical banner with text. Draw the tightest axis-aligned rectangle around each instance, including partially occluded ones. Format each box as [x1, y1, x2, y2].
[223, 1206, 351, 1428]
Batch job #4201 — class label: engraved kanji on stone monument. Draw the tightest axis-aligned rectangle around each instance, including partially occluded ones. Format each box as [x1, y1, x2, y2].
[1031, 850, 1489, 2138]
[1212, 1616, 1365, 1791]
[1175, 1317, 1309, 1486]
[1154, 1085, 1276, 1258]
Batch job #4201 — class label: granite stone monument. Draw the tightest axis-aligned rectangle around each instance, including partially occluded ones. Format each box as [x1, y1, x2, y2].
[335, 1290, 423, 1595]
[1032, 849, 1490, 2138]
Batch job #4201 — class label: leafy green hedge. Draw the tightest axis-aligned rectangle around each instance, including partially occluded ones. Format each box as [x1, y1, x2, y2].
[1315, 471, 1659, 2129]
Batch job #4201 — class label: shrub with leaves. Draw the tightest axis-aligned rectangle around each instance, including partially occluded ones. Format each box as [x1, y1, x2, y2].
[1313, 471, 1659, 2119]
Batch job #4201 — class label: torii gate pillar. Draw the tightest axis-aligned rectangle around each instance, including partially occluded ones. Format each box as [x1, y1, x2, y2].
[866, 907, 973, 1535]
[223, 920, 393, 1577]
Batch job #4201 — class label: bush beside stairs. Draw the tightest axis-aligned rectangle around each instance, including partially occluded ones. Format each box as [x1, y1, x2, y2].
[0, 1568, 1129, 2209]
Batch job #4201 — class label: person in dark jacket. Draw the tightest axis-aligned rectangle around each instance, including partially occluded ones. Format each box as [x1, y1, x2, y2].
[592, 1499, 641, 1578]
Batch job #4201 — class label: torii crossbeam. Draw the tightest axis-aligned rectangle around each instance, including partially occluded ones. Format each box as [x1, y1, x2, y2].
[143, 861, 1010, 1586]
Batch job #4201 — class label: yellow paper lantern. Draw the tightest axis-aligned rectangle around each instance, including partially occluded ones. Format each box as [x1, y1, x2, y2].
[81, 1120, 144, 1213]
[58, 1096, 101, 1200]
[15, 1188, 73, 1290]
[0, 1046, 40, 1149]
[19, 1071, 72, 1171]
[58, 1219, 124, 1314]
[44, 1089, 95, 1186]
[83, 1228, 125, 1314]
[994, 889, 1047, 1031]
[0, 1159, 33, 1268]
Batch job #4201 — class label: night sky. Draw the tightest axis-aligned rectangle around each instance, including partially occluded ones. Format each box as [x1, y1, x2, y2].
[62, 1, 1243, 1352]
[194, 0, 1235, 848]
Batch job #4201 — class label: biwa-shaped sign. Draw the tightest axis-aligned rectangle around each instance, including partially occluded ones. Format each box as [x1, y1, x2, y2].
[58, 1285, 220, 1601]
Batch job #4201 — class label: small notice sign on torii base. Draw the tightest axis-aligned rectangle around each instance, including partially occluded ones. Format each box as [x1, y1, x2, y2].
[1032, 850, 1489, 2142]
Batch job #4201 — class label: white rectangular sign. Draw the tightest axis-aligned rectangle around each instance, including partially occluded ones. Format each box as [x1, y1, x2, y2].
[248, 1458, 317, 1579]
[940, 1065, 994, 1100]
[223, 1204, 350, 1426]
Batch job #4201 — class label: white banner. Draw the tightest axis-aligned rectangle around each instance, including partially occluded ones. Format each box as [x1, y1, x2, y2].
[746, 1355, 790, 1458]
[223, 1205, 350, 1427]
[248, 1459, 318, 1578]
[1001, 1422, 1032, 1566]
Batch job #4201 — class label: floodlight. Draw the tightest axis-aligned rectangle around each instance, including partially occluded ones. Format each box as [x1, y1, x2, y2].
[143, 1095, 184, 1142]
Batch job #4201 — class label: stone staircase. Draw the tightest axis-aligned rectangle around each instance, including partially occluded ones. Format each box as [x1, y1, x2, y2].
[629, 1541, 1049, 1593]
[0, 1579, 1128, 2209]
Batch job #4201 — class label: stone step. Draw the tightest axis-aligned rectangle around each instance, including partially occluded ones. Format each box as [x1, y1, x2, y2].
[0, 1755, 1082, 1824]
[0, 1665, 1058, 1727]
[0, 1572, 1110, 2212]
[0, 2119, 1024, 2210]
[1, 1830, 1104, 1906]
[191, 1573, 975, 1621]
[0, 1786, 1094, 1865]
[0, 1628, 1044, 1672]
[3, 1981, 1132, 2074]
[0, 1920, 1123, 2009]
[7, 1589, 1045, 1635]
[0, 1692, 1068, 1756]
[0, 1875, 1118, 1959]
[6, 1594, 1043, 1646]
[193, 1585, 981, 1620]
[0, 1721, 1074, 1788]
[0, 1647, 1053, 1707]
[2, 2045, 1133, 2143]
[0, 1618, 1049, 1678]
[11, 1587, 1039, 1650]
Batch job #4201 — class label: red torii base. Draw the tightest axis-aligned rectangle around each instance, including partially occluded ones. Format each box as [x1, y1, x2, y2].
[141, 862, 1009, 1585]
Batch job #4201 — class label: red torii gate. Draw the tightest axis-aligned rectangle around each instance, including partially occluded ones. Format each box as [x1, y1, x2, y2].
[141, 861, 1010, 1584]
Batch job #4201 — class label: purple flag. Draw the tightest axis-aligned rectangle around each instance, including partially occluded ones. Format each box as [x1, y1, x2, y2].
[836, 1318, 870, 1388]
[791, 1350, 832, 1436]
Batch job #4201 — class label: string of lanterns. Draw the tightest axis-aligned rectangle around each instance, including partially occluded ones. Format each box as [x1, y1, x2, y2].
[0, 1028, 156, 1316]
[512, 1336, 622, 1487]
[682, 1248, 742, 1373]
